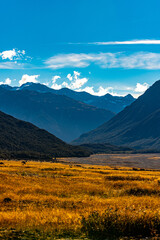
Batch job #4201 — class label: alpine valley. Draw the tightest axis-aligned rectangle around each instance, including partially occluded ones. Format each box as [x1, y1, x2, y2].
[73, 80, 160, 151]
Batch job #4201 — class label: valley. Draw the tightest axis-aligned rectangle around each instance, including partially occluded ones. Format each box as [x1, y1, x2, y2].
[1, 1, 160, 239]
[0, 158, 160, 239]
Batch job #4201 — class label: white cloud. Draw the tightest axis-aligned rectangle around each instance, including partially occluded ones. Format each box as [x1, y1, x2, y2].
[0, 49, 32, 69]
[50, 71, 119, 96]
[0, 49, 25, 60]
[0, 78, 12, 85]
[67, 74, 72, 81]
[73, 71, 80, 79]
[97, 86, 114, 96]
[0, 49, 17, 60]
[51, 71, 88, 90]
[45, 52, 160, 70]
[42, 82, 49, 86]
[51, 75, 61, 89]
[51, 83, 62, 90]
[0, 62, 25, 69]
[19, 74, 39, 86]
[78, 86, 95, 95]
[72, 78, 88, 89]
[52, 75, 61, 83]
[134, 83, 149, 92]
[70, 71, 88, 89]
[77, 86, 117, 96]
[5, 78, 11, 85]
[89, 40, 160, 45]
[118, 52, 160, 70]
[45, 53, 101, 69]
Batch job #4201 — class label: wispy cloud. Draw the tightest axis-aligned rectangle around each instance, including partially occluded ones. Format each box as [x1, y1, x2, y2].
[72, 39, 160, 45]
[45, 52, 160, 70]
[45, 53, 95, 69]
[45, 52, 121, 69]
[0, 62, 25, 69]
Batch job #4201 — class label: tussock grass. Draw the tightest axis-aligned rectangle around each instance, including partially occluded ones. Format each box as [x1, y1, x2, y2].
[104, 175, 150, 181]
[82, 208, 160, 239]
[0, 160, 160, 239]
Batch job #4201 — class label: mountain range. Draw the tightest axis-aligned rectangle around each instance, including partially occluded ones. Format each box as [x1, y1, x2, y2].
[0, 110, 91, 159]
[73, 80, 160, 150]
[13, 82, 135, 113]
[0, 84, 114, 142]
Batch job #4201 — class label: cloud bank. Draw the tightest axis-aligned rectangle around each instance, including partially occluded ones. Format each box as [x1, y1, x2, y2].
[51, 71, 115, 96]
[50, 71, 149, 97]
[2, 71, 148, 98]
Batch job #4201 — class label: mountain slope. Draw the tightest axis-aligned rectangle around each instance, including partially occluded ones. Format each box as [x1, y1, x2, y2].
[0, 86, 114, 142]
[55, 88, 135, 113]
[73, 80, 160, 150]
[15, 83, 135, 113]
[79, 143, 132, 154]
[0, 110, 90, 159]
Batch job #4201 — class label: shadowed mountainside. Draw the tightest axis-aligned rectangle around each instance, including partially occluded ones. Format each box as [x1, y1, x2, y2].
[73, 80, 160, 150]
[79, 143, 132, 154]
[0, 110, 91, 159]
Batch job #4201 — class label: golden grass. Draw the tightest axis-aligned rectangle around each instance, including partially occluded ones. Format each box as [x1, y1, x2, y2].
[0, 160, 160, 238]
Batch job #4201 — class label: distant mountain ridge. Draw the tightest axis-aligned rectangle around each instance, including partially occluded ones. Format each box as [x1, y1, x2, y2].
[55, 89, 135, 113]
[0, 84, 114, 142]
[0, 110, 91, 159]
[10, 82, 135, 113]
[73, 80, 160, 150]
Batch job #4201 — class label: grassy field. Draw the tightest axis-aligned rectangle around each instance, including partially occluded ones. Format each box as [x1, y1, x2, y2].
[0, 159, 160, 239]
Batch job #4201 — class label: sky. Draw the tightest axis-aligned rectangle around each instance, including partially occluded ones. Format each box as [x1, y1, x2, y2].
[1, 0, 160, 97]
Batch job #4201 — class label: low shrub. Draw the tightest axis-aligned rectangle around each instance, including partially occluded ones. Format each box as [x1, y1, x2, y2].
[82, 209, 160, 239]
[125, 187, 160, 196]
[104, 175, 148, 181]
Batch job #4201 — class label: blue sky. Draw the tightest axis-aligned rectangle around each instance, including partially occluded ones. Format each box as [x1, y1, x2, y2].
[1, 0, 160, 97]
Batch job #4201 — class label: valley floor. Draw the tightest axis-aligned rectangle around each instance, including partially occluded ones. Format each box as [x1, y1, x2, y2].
[63, 153, 160, 169]
[0, 157, 160, 239]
